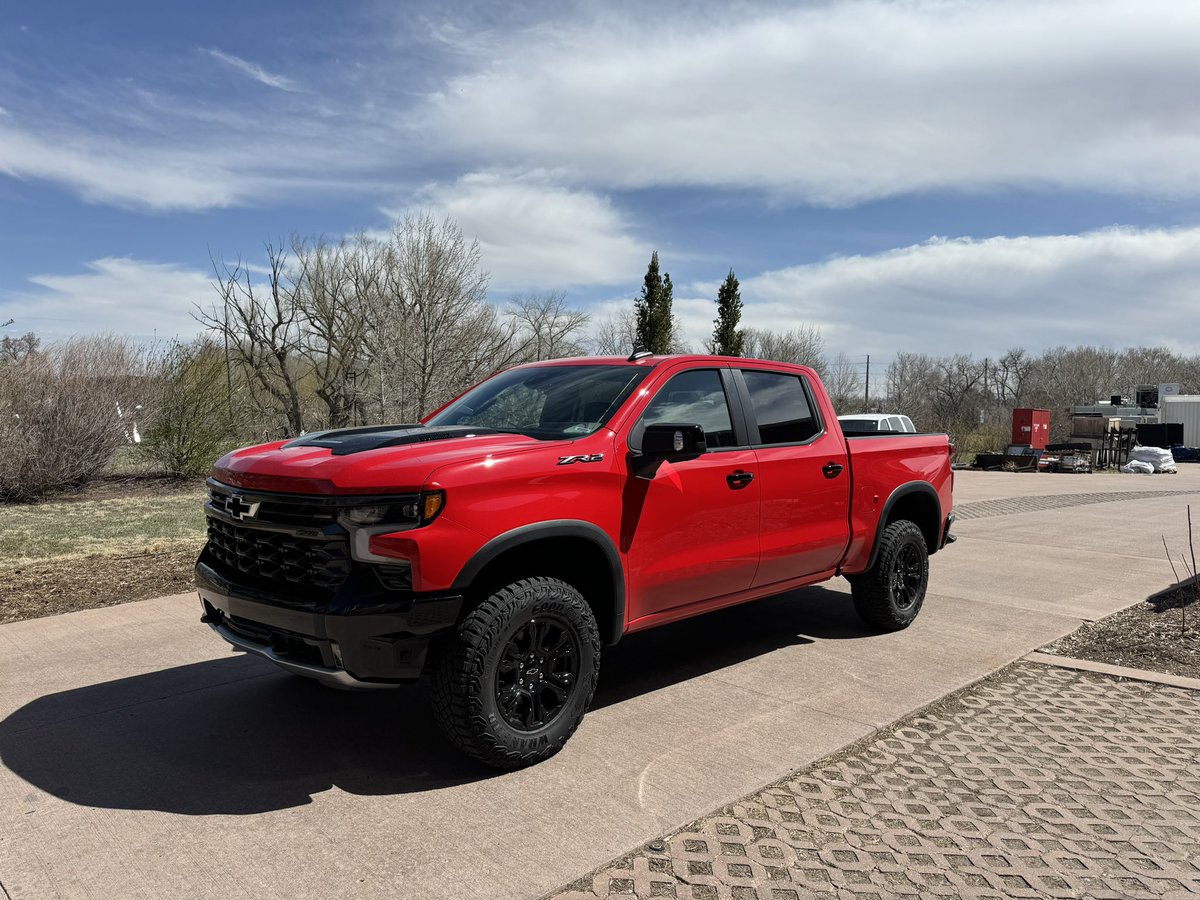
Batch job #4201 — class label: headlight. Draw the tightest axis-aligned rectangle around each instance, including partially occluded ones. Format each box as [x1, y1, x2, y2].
[338, 491, 445, 529]
[340, 505, 392, 526]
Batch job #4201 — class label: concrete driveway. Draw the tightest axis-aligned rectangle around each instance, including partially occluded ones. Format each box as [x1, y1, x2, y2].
[2, 468, 1199, 899]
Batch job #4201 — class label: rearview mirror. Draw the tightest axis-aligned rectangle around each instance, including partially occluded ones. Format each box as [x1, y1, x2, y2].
[632, 423, 707, 479]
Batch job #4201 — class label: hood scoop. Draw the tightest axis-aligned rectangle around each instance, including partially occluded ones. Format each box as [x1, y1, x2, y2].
[283, 424, 503, 456]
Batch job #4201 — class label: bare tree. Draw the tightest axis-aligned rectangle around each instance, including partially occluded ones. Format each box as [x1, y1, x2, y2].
[507, 291, 591, 361]
[823, 351, 863, 412]
[374, 212, 511, 422]
[931, 354, 987, 440]
[885, 353, 939, 426]
[200, 243, 308, 435]
[299, 234, 382, 428]
[743, 325, 825, 370]
[0, 332, 40, 364]
[589, 309, 638, 356]
[994, 347, 1034, 406]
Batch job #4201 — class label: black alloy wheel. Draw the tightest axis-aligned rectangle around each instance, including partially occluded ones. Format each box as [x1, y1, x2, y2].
[495, 616, 580, 731]
[890, 542, 925, 611]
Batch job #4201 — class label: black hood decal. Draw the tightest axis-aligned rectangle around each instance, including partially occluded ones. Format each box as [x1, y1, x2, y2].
[283, 424, 505, 456]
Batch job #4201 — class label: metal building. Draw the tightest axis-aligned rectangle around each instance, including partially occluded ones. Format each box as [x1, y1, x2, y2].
[1160, 395, 1200, 447]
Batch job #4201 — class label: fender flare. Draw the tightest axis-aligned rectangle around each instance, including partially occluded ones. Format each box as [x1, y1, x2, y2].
[864, 481, 943, 572]
[452, 520, 626, 645]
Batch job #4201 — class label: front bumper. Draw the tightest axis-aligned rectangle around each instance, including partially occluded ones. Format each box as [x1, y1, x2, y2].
[196, 559, 462, 687]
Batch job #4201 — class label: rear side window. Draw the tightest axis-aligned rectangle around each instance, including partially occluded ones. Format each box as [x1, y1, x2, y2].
[742, 370, 821, 445]
[640, 369, 737, 448]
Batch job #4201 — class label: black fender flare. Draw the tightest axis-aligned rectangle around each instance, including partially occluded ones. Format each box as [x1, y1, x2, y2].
[451, 520, 626, 645]
[864, 481, 943, 572]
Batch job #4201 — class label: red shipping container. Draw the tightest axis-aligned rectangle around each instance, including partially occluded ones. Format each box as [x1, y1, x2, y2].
[1012, 408, 1051, 449]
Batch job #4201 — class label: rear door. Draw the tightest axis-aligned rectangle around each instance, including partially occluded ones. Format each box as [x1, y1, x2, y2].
[622, 367, 760, 618]
[734, 367, 852, 586]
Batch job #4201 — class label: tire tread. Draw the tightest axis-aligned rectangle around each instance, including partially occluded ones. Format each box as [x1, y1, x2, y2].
[850, 519, 928, 631]
[430, 576, 600, 769]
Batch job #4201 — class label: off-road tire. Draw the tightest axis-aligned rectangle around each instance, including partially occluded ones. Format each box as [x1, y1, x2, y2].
[849, 519, 929, 631]
[430, 576, 601, 769]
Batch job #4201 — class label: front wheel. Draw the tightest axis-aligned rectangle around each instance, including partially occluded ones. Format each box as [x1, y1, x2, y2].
[848, 520, 929, 631]
[430, 576, 601, 769]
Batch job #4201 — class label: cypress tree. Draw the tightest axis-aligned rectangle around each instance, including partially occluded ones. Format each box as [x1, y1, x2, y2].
[634, 251, 675, 354]
[712, 269, 744, 356]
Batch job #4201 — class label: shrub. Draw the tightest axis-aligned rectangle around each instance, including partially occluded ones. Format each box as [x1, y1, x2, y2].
[136, 338, 239, 477]
[0, 335, 146, 502]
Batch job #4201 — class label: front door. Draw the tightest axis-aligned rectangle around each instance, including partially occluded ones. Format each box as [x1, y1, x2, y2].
[621, 368, 761, 620]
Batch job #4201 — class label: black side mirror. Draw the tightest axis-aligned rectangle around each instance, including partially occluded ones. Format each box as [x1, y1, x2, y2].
[632, 423, 707, 479]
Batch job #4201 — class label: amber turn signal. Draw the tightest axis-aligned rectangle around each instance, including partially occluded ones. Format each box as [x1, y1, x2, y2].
[422, 490, 445, 522]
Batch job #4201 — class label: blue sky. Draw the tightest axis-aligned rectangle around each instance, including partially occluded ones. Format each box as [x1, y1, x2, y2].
[2, 0, 1199, 372]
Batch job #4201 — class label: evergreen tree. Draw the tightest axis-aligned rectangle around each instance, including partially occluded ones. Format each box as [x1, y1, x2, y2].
[657, 272, 675, 350]
[711, 269, 744, 356]
[634, 251, 675, 354]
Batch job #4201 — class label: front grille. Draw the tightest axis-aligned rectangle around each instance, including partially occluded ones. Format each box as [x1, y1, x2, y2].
[206, 518, 351, 590]
[207, 482, 420, 529]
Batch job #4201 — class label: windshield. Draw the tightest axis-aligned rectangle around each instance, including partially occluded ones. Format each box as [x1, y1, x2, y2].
[426, 364, 651, 440]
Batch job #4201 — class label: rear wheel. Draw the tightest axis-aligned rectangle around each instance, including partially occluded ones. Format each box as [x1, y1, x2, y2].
[849, 520, 929, 631]
[430, 576, 600, 769]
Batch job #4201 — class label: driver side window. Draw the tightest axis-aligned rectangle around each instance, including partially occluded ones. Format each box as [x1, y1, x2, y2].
[640, 369, 737, 448]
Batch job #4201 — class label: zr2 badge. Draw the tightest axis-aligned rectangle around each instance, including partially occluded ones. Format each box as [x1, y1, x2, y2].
[557, 453, 605, 465]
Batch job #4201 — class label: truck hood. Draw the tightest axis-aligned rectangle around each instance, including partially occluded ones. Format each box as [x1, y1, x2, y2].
[212, 424, 558, 495]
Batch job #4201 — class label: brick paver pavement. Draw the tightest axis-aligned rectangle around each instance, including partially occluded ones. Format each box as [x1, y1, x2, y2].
[548, 663, 1200, 899]
[956, 489, 1200, 520]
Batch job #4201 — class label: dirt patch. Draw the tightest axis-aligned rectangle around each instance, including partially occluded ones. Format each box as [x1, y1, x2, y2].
[0, 543, 200, 625]
[43, 474, 203, 504]
[1040, 582, 1200, 680]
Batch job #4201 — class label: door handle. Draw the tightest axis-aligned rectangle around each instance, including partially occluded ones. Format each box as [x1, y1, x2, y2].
[822, 461, 844, 479]
[726, 470, 755, 488]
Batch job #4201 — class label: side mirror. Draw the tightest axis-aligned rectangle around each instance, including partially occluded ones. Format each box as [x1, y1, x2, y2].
[632, 423, 707, 479]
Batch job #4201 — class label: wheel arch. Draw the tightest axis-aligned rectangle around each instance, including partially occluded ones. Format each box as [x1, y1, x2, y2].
[865, 481, 942, 571]
[452, 521, 626, 645]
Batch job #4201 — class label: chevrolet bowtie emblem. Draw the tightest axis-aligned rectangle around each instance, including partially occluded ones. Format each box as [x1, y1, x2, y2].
[225, 494, 262, 521]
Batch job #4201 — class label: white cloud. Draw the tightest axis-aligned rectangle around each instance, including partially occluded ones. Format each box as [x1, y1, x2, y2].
[203, 48, 299, 92]
[423, 0, 1200, 204]
[3, 258, 213, 340]
[410, 174, 649, 291]
[667, 227, 1200, 358]
[0, 125, 241, 211]
[6, 0, 1200, 214]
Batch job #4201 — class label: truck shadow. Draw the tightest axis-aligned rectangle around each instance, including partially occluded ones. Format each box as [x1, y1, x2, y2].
[0, 584, 869, 815]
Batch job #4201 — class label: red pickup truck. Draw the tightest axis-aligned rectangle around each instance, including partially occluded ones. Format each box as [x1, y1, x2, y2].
[197, 354, 954, 767]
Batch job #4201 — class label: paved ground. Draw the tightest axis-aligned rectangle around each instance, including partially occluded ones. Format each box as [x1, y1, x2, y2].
[550, 661, 1200, 899]
[2, 468, 1200, 899]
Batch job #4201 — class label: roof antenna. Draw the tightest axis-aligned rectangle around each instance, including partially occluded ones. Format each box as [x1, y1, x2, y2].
[627, 347, 653, 362]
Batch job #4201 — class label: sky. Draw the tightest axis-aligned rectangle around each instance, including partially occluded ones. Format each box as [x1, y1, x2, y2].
[2, 0, 1200, 382]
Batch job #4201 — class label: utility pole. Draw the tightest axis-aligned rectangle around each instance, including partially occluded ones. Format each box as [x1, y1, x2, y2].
[864, 354, 870, 408]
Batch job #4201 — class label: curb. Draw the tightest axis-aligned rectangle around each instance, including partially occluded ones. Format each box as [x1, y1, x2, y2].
[1024, 650, 1200, 691]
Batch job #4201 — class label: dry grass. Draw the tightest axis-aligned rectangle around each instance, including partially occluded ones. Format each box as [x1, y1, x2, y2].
[0, 478, 207, 623]
[0, 490, 206, 565]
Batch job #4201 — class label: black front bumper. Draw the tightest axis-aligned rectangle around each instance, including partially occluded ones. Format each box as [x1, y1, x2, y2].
[196, 558, 462, 687]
